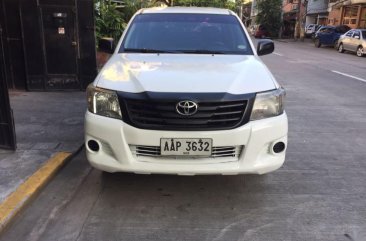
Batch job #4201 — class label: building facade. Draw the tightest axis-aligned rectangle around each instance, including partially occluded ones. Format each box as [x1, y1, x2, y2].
[306, 0, 329, 26]
[328, 0, 366, 28]
[282, 0, 306, 38]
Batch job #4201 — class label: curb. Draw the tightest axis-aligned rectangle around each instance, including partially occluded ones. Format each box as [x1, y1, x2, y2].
[274, 39, 289, 43]
[0, 148, 81, 233]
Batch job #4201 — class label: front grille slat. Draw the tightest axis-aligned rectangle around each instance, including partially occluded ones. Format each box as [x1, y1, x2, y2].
[208, 118, 241, 123]
[124, 99, 248, 130]
[132, 145, 244, 160]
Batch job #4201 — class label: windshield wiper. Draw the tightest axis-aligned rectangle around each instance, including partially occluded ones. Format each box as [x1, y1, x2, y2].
[123, 48, 180, 53]
[179, 50, 226, 54]
[123, 48, 226, 54]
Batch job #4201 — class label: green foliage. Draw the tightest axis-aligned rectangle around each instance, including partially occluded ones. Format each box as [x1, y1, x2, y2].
[95, 0, 239, 45]
[95, 0, 126, 43]
[122, 0, 148, 23]
[256, 0, 282, 37]
[154, 0, 237, 11]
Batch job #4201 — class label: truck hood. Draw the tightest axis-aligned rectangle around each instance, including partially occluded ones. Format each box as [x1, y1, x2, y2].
[96, 54, 277, 94]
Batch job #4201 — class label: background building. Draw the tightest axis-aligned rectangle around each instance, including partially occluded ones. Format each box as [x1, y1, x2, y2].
[328, 0, 366, 28]
[282, 0, 306, 38]
[306, 0, 329, 26]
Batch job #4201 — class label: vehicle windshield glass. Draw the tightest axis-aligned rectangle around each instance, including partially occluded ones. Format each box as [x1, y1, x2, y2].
[362, 31, 366, 39]
[120, 13, 253, 55]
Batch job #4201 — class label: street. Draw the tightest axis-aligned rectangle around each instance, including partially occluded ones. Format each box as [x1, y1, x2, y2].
[1, 41, 366, 241]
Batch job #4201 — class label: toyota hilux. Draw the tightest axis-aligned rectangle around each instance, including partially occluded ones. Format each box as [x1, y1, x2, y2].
[85, 7, 288, 175]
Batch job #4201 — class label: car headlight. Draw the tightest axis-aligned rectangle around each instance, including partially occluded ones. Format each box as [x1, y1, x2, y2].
[250, 88, 285, 121]
[87, 84, 122, 119]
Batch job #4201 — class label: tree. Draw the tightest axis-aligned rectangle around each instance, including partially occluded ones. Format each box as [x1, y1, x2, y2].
[95, 0, 126, 43]
[299, 0, 309, 41]
[256, 0, 282, 38]
[95, 0, 151, 43]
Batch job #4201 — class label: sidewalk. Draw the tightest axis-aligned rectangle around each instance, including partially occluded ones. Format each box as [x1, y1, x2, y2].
[0, 91, 86, 204]
[274, 37, 314, 46]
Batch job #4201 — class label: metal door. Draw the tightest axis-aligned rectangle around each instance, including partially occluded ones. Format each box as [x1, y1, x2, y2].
[0, 26, 16, 150]
[41, 6, 80, 89]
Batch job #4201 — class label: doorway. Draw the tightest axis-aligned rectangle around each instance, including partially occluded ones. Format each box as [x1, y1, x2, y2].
[40, 6, 80, 89]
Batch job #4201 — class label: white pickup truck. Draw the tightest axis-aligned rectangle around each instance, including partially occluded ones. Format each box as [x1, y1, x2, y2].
[85, 7, 288, 175]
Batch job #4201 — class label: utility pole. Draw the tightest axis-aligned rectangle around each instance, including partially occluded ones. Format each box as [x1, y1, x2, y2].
[279, 1, 284, 39]
[294, 0, 301, 40]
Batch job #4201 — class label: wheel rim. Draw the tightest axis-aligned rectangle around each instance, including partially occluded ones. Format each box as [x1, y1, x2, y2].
[339, 44, 343, 52]
[357, 47, 363, 57]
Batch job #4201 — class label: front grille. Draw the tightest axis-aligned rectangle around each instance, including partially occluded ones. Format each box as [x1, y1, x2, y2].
[130, 145, 244, 159]
[123, 99, 248, 130]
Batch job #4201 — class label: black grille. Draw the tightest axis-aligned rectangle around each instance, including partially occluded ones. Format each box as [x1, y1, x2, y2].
[123, 99, 249, 130]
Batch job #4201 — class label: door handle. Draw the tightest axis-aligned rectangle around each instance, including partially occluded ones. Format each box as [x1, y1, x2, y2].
[71, 41, 77, 46]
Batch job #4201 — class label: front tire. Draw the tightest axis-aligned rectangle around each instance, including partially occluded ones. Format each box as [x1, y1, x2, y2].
[314, 39, 321, 48]
[356, 46, 364, 57]
[338, 43, 345, 53]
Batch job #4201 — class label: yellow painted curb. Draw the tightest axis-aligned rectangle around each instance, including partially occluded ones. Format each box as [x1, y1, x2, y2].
[0, 152, 71, 232]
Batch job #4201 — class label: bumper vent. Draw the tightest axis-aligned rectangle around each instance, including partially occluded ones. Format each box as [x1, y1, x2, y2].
[130, 145, 244, 159]
[123, 99, 248, 131]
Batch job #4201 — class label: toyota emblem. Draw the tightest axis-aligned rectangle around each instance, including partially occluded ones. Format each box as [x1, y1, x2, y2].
[176, 100, 198, 116]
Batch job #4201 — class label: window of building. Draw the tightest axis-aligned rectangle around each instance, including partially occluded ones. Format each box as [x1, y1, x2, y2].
[344, 6, 359, 17]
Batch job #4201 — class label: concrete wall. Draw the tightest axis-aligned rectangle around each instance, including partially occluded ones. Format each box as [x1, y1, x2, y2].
[328, 7, 342, 25]
[307, 0, 328, 15]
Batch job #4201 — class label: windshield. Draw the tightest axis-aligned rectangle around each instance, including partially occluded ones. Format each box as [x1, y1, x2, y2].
[120, 13, 253, 55]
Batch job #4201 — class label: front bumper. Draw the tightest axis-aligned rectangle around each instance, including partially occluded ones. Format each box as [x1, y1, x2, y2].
[85, 111, 288, 175]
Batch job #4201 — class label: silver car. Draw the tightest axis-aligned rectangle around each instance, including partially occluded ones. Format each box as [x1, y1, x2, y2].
[338, 29, 366, 57]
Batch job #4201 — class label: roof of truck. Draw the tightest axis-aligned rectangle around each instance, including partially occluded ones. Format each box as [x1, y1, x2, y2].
[140, 7, 233, 15]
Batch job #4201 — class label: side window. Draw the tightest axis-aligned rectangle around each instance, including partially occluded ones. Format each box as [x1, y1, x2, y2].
[324, 28, 333, 33]
[353, 31, 360, 38]
[346, 31, 353, 37]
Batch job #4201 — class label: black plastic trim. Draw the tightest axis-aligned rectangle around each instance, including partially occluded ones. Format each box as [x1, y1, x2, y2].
[117, 91, 256, 131]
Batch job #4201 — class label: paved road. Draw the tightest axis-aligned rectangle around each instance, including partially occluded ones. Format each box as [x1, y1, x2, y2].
[1, 42, 366, 241]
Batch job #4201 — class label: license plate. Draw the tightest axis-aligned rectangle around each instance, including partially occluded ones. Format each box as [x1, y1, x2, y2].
[160, 138, 212, 156]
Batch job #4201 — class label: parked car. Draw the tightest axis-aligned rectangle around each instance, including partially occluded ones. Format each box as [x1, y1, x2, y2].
[311, 25, 324, 40]
[85, 7, 288, 175]
[305, 24, 318, 37]
[314, 25, 351, 48]
[253, 24, 269, 38]
[338, 29, 366, 57]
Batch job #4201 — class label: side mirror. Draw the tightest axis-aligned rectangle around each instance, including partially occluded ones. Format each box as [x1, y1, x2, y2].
[98, 37, 115, 54]
[257, 39, 274, 56]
